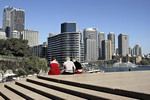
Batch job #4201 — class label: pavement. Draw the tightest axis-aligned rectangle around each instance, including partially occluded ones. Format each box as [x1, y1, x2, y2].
[0, 70, 150, 100]
[44, 71, 150, 94]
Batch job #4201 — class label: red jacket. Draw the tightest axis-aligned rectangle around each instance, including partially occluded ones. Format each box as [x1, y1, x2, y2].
[48, 63, 61, 75]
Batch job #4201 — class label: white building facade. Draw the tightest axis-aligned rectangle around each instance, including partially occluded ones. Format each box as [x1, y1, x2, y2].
[83, 28, 99, 62]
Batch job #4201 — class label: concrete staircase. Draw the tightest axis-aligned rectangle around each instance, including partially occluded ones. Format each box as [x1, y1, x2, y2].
[0, 75, 150, 100]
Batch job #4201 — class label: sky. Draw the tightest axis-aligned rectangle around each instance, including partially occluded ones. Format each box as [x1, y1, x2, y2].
[0, 0, 150, 54]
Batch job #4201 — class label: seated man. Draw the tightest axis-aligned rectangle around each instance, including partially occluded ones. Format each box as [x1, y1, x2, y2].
[62, 57, 76, 74]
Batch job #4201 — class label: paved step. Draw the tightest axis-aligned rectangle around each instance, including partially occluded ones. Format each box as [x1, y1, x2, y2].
[37, 75, 150, 100]
[5, 83, 51, 100]
[27, 77, 137, 100]
[15, 81, 87, 100]
[0, 96, 5, 100]
[0, 84, 25, 100]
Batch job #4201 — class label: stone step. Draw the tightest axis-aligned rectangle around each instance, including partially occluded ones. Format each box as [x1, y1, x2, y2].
[37, 75, 150, 100]
[0, 84, 25, 100]
[27, 77, 137, 100]
[0, 96, 5, 100]
[15, 81, 86, 100]
[5, 83, 51, 100]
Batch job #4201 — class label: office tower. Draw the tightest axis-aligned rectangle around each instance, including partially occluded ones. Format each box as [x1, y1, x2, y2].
[98, 32, 105, 59]
[2, 6, 14, 31]
[10, 8, 25, 32]
[21, 29, 39, 47]
[0, 31, 7, 39]
[133, 44, 142, 56]
[129, 47, 132, 56]
[108, 32, 115, 56]
[102, 40, 112, 60]
[83, 28, 98, 62]
[31, 42, 48, 59]
[2, 6, 25, 35]
[49, 33, 56, 37]
[61, 22, 77, 33]
[118, 34, 129, 56]
[48, 31, 83, 65]
[116, 48, 119, 56]
[11, 30, 20, 38]
[5, 27, 11, 37]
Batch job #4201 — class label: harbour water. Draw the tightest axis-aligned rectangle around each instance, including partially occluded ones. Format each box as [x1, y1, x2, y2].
[99, 66, 150, 72]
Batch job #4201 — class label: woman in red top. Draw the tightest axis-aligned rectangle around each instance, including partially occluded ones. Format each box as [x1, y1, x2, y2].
[48, 57, 61, 75]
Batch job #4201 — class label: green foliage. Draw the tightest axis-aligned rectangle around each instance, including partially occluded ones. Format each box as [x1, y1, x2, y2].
[14, 68, 27, 76]
[0, 38, 48, 76]
[0, 38, 32, 57]
[140, 59, 149, 65]
[22, 56, 48, 75]
[1, 66, 8, 72]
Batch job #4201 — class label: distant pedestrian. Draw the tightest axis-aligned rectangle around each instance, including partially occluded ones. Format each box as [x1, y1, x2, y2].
[48, 57, 61, 75]
[62, 57, 76, 74]
[129, 68, 131, 71]
[73, 58, 82, 74]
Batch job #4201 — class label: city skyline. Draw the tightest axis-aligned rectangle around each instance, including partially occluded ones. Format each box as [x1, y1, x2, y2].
[0, 0, 150, 54]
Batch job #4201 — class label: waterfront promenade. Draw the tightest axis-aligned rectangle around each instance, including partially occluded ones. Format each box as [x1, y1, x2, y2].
[0, 71, 150, 99]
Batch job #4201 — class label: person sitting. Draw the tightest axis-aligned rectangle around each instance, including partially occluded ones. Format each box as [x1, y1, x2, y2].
[62, 57, 76, 74]
[73, 58, 83, 74]
[48, 57, 61, 75]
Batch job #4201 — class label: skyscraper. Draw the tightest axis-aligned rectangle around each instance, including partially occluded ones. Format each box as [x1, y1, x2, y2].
[10, 8, 25, 32]
[133, 44, 142, 56]
[102, 40, 112, 60]
[108, 32, 115, 56]
[129, 47, 132, 56]
[2, 6, 14, 31]
[118, 34, 129, 56]
[2, 6, 25, 36]
[61, 22, 77, 33]
[48, 31, 83, 65]
[98, 32, 105, 59]
[0, 31, 7, 39]
[21, 29, 39, 47]
[83, 28, 98, 62]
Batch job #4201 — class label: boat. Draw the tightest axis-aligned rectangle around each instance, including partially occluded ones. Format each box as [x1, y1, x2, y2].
[113, 61, 137, 67]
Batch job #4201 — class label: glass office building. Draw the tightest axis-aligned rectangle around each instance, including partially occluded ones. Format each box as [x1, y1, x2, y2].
[61, 22, 77, 33]
[48, 31, 84, 66]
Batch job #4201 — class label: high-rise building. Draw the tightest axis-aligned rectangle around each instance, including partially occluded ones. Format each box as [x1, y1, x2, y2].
[10, 8, 25, 33]
[129, 47, 132, 56]
[83, 28, 98, 62]
[31, 42, 48, 59]
[21, 29, 39, 47]
[0, 31, 7, 39]
[118, 34, 129, 56]
[2, 6, 14, 31]
[108, 32, 115, 56]
[2, 6, 25, 36]
[133, 44, 142, 56]
[102, 40, 112, 60]
[61, 22, 77, 33]
[98, 32, 105, 59]
[116, 48, 119, 56]
[49, 33, 56, 37]
[5, 27, 11, 37]
[11, 30, 20, 38]
[48, 31, 83, 65]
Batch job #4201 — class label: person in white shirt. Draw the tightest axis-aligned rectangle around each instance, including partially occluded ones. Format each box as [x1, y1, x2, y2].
[62, 57, 76, 74]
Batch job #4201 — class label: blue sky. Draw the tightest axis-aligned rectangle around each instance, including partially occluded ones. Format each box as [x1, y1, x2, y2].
[0, 0, 150, 54]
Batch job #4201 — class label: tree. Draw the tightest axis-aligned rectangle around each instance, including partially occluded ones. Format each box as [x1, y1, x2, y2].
[0, 38, 32, 57]
[140, 59, 149, 65]
[22, 56, 48, 75]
